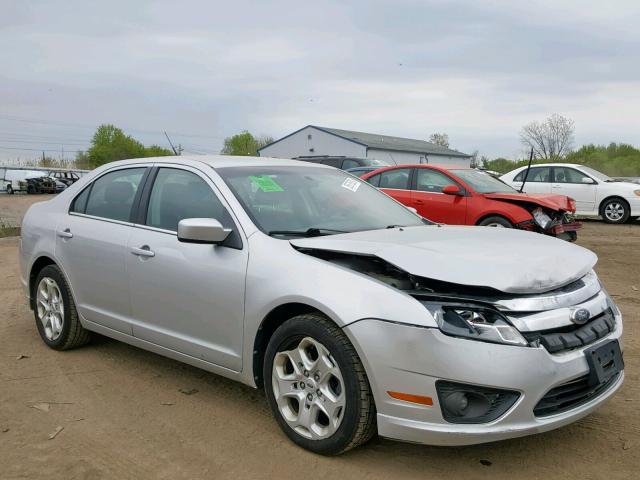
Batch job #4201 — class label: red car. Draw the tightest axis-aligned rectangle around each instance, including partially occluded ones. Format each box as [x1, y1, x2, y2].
[361, 165, 581, 241]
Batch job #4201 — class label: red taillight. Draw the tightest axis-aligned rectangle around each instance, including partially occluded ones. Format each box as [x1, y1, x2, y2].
[568, 198, 576, 212]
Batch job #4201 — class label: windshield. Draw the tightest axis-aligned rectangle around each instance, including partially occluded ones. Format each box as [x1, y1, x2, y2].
[451, 169, 517, 193]
[218, 166, 428, 237]
[579, 166, 613, 182]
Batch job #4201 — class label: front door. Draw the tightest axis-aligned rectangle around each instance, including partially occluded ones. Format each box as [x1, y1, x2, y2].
[551, 166, 597, 214]
[126, 166, 247, 371]
[411, 168, 467, 224]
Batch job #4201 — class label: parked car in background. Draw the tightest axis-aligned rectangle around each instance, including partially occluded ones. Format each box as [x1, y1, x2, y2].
[345, 166, 380, 178]
[362, 165, 581, 241]
[48, 170, 81, 186]
[294, 156, 390, 170]
[4, 170, 57, 194]
[19, 156, 623, 454]
[500, 164, 640, 224]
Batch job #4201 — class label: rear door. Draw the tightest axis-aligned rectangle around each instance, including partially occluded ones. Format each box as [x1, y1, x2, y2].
[375, 168, 413, 207]
[511, 166, 552, 194]
[551, 166, 597, 213]
[126, 165, 248, 371]
[411, 168, 467, 223]
[56, 166, 148, 334]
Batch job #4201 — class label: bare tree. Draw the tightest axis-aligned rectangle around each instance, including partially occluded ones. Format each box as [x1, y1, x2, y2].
[429, 133, 450, 148]
[520, 114, 575, 160]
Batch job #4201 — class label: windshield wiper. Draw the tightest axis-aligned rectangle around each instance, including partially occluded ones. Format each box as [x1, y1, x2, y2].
[268, 227, 348, 237]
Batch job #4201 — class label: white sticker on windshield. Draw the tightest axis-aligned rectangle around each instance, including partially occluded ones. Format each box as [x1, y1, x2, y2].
[341, 177, 361, 192]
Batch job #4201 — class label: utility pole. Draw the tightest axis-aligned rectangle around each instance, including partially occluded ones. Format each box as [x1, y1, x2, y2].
[164, 131, 182, 155]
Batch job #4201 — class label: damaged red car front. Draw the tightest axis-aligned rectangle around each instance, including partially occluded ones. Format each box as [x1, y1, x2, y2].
[361, 165, 581, 241]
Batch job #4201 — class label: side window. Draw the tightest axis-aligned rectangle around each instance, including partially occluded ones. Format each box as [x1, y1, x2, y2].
[416, 169, 456, 193]
[342, 159, 359, 170]
[515, 167, 550, 183]
[83, 168, 145, 221]
[367, 174, 381, 187]
[379, 168, 411, 190]
[70, 186, 91, 213]
[553, 167, 586, 183]
[146, 168, 229, 232]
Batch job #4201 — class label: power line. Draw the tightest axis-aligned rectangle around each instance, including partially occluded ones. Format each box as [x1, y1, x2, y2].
[0, 146, 85, 153]
[0, 114, 225, 140]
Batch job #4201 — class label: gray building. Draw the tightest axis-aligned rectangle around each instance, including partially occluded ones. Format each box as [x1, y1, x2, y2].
[258, 125, 471, 167]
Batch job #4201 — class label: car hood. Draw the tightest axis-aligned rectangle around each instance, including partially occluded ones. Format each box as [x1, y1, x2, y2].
[291, 226, 596, 294]
[482, 192, 574, 212]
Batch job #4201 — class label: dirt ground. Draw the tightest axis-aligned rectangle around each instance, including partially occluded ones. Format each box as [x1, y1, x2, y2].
[0, 199, 639, 479]
[0, 194, 52, 227]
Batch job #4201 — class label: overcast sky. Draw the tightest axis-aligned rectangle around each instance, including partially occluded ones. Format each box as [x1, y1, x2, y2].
[1, 0, 639, 162]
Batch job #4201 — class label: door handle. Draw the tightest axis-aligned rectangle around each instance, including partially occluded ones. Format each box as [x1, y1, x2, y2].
[414, 199, 424, 205]
[130, 245, 155, 258]
[56, 228, 73, 239]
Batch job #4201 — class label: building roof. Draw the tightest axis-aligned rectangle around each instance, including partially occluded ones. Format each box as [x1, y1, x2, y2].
[258, 125, 470, 157]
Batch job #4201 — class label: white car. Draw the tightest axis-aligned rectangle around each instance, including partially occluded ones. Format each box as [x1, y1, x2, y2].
[500, 164, 640, 223]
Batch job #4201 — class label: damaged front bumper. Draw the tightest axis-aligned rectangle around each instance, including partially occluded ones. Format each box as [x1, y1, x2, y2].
[342, 275, 623, 446]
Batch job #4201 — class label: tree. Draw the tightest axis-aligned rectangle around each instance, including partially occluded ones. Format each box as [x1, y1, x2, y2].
[520, 114, 575, 160]
[429, 133, 449, 148]
[76, 124, 173, 168]
[220, 131, 273, 156]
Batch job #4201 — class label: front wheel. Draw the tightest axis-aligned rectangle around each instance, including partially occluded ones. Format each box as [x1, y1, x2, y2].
[601, 198, 630, 224]
[264, 313, 376, 455]
[477, 216, 513, 228]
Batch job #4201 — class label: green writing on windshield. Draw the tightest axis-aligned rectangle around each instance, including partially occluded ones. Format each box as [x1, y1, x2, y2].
[249, 175, 284, 192]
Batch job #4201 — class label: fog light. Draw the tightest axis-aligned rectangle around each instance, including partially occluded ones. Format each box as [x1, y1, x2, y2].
[436, 381, 520, 424]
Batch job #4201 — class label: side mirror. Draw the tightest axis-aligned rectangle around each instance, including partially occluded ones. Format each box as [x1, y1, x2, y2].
[442, 184, 463, 196]
[581, 177, 595, 184]
[177, 218, 231, 244]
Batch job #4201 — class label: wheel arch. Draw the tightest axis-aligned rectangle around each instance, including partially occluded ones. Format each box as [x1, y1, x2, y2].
[474, 212, 517, 226]
[599, 195, 630, 215]
[29, 256, 57, 310]
[252, 302, 336, 388]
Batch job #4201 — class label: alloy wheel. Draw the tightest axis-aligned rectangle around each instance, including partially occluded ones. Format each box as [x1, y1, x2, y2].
[36, 277, 64, 341]
[604, 202, 625, 222]
[272, 336, 345, 440]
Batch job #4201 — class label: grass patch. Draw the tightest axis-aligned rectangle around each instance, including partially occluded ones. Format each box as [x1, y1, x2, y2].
[0, 227, 20, 238]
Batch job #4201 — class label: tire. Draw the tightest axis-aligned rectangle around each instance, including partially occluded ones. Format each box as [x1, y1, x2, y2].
[600, 198, 630, 224]
[477, 216, 513, 228]
[6, 184, 13, 194]
[27, 184, 36, 194]
[33, 265, 91, 350]
[264, 313, 376, 455]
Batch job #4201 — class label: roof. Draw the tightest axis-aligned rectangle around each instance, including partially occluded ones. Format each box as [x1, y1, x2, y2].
[259, 125, 471, 158]
[103, 154, 333, 170]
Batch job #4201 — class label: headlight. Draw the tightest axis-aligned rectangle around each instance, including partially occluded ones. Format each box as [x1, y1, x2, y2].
[424, 303, 528, 346]
[634, 189, 640, 197]
[532, 207, 552, 229]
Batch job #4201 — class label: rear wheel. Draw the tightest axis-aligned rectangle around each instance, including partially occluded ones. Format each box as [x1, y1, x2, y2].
[264, 313, 376, 455]
[33, 265, 91, 350]
[600, 198, 630, 224]
[477, 216, 513, 228]
[5, 184, 13, 194]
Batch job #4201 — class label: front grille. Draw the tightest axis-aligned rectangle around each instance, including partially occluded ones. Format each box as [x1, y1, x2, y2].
[534, 373, 620, 417]
[522, 308, 615, 354]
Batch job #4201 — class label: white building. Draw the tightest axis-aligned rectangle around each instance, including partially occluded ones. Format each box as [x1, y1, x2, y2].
[258, 125, 471, 167]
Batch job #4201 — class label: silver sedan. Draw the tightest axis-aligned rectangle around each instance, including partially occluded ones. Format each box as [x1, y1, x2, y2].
[19, 156, 624, 454]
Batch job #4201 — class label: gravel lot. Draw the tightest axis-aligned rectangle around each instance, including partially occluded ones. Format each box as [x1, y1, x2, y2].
[0, 195, 639, 479]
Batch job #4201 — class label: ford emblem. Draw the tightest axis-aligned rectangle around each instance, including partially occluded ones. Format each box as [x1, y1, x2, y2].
[571, 308, 591, 325]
